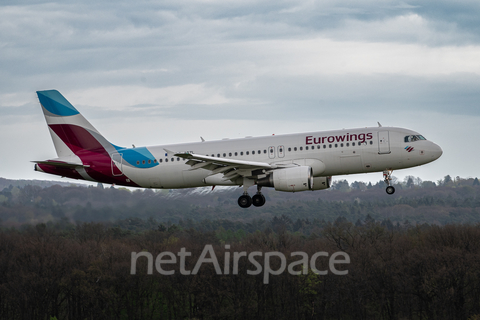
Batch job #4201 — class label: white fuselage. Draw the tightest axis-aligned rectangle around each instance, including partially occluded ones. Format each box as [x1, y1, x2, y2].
[119, 126, 442, 189]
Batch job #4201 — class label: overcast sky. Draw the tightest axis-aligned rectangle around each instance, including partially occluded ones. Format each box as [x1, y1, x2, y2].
[1, 0, 479, 186]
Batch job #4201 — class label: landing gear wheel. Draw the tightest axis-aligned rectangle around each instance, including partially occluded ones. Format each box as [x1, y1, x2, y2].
[238, 195, 252, 208]
[383, 169, 395, 195]
[386, 186, 395, 195]
[252, 194, 266, 207]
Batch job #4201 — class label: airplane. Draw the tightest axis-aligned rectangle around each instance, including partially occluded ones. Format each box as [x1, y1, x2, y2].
[33, 90, 443, 208]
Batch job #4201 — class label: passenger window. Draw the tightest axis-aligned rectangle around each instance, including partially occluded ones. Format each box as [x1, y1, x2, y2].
[177, 158, 180, 161]
[323, 145, 326, 149]
[142, 160, 146, 164]
[165, 158, 168, 162]
[258, 150, 261, 154]
[241, 152, 243, 156]
[252, 151, 255, 155]
[217, 154, 220, 157]
[229, 153, 232, 157]
[370, 141, 373, 145]
[136, 161, 140, 165]
[279, 148, 283, 152]
[294, 147, 297, 151]
[223, 153, 226, 157]
[148, 160, 151, 164]
[246, 151, 249, 155]
[154, 159, 157, 163]
[306, 146, 309, 150]
[340, 143, 343, 147]
[352, 142, 355, 146]
[264, 150, 266, 154]
[335, 144, 338, 148]
[329, 144, 332, 148]
[159, 159, 162, 163]
[317, 145, 321, 149]
[270, 149, 273, 153]
[235, 152, 238, 156]
[171, 158, 174, 162]
[346, 143, 349, 147]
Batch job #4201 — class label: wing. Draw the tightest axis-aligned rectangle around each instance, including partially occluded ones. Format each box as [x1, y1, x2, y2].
[174, 151, 281, 182]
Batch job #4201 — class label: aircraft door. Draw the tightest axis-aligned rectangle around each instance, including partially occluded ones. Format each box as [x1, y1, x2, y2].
[268, 146, 276, 159]
[378, 131, 391, 154]
[278, 145, 285, 158]
[111, 153, 123, 176]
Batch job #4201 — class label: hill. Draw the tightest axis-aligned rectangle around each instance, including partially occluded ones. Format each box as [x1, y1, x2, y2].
[0, 175, 479, 229]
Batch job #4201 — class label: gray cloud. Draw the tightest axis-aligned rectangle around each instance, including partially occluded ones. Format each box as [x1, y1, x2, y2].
[1, 0, 480, 182]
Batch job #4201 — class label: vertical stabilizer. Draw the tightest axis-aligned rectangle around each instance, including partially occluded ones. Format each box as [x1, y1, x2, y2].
[36, 90, 117, 158]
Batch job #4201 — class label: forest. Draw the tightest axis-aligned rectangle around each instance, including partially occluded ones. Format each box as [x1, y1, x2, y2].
[0, 175, 479, 229]
[0, 175, 479, 319]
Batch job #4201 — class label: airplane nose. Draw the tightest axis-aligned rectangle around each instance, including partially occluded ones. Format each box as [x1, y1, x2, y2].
[431, 142, 443, 160]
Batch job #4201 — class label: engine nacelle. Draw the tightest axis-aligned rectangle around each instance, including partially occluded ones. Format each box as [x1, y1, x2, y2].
[258, 166, 313, 192]
[311, 176, 332, 190]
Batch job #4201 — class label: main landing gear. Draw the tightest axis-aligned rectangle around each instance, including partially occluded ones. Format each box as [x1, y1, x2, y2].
[238, 185, 266, 208]
[383, 170, 395, 195]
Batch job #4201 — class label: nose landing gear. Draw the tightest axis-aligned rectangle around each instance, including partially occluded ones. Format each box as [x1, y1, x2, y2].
[383, 170, 395, 195]
[386, 185, 395, 195]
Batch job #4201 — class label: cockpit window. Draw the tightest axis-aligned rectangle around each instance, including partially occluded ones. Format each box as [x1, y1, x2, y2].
[404, 135, 426, 143]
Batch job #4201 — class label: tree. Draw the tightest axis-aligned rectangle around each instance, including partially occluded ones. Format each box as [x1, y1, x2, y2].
[422, 181, 436, 188]
[351, 181, 367, 191]
[405, 176, 415, 189]
[414, 176, 423, 186]
[444, 175, 453, 186]
[333, 180, 350, 192]
[364, 214, 375, 225]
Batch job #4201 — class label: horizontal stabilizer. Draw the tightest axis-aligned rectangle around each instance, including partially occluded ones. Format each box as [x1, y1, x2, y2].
[32, 160, 88, 168]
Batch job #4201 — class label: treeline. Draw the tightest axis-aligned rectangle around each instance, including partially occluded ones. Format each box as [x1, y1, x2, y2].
[1, 221, 480, 319]
[331, 174, 479, 192]
[0, 177, 73, 190]
[0, 175, 479, 227]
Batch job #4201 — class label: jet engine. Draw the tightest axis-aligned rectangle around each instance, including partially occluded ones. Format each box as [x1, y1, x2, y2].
[257, 166, 331, 192]
[311, 176, 331, 190]
[257, 166, 312, 192]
